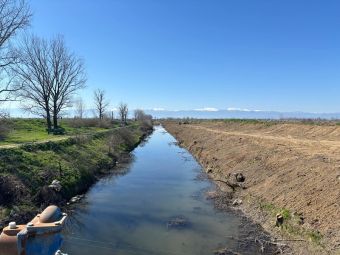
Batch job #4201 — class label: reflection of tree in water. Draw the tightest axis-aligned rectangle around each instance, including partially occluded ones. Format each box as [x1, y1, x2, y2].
[63, 203, 89, 234]
[61, 152, 145, 254]
[138, 134, 152, 148]
[115, 152, 135, 173]
[62, 152, 136, 235]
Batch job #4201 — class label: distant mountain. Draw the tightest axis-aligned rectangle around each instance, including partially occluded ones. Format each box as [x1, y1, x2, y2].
[144, 109, 340, 120]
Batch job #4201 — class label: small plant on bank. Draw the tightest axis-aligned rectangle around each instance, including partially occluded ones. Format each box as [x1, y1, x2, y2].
[307, 230, 323, 245]
[52, 127, 66, 135]
[257, 198, 324, 247]
[281, 208, 291, 220]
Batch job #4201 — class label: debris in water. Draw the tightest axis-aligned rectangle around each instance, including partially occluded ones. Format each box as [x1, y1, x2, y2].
[167, 215, 190, 229]
[68, 194, 84, 204]
[55, 250, 68, 255]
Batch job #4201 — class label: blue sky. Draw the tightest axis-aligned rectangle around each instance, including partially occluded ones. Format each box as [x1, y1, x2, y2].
[28, 0, 340, 113]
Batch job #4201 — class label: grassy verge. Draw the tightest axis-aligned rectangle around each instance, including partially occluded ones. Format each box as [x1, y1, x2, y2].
[251, 197, 325, 247]
[0, 118, 121, 145]
[0, 122, 152, 227]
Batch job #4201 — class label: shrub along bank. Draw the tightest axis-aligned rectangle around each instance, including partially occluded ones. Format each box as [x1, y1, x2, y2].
[0, 123, 152, 228]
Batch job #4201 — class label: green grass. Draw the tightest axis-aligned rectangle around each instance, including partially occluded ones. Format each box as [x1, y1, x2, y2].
[222, 119, 278, 125]
[307, 230, 323, 245]
[0, 124, 148, 215]
[257, 200, 324, 247]
[0, 118, 119, 145]
[1, 119, 50, 144]
[259, 201, 291, 218]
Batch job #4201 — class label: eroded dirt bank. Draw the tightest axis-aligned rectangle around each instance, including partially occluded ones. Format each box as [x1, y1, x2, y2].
[163, 120, 340, 255]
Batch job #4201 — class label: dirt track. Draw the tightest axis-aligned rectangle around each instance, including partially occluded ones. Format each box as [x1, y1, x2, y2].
[163, 121, 340, 255]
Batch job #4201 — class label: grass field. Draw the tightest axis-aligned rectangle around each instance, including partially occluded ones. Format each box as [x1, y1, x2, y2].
[0, 118, 121, 145]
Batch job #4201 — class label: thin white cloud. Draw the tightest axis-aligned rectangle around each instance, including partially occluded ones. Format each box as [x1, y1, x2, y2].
[194, 107, 219, 112]
[152, 107, 165, 111]
[227, 107, 262, 112]
[227, 107, 250, 112]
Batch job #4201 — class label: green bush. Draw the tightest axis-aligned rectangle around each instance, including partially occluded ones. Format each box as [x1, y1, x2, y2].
[0, 118, 11, 141]
[52, 127, 66, 135]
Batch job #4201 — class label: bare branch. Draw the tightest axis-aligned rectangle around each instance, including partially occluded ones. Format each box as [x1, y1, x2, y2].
[12, 35, 54, 130]
[11, 34, 86, 130]
[118, 102, 128, 125]
[74, 97, 85, 119]
[0, 0, 31, 102]
[93, 89, 109, 119]
[50, 35, 86, 128]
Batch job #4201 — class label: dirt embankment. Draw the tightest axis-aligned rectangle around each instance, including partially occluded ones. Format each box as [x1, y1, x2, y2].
[163, 120, 340, 255]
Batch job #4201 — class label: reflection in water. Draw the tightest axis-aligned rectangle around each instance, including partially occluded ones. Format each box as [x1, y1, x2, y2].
[61, 126, 264, 255]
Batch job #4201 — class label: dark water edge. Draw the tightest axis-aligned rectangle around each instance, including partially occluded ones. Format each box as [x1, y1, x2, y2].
[61, 126, 287, 255]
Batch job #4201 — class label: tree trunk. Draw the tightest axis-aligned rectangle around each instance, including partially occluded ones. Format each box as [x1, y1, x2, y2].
[46, 110, 52, 133]
[53, 105, 58, 129]
[44, 98, 52, 133]
[53, 115, 58, 129]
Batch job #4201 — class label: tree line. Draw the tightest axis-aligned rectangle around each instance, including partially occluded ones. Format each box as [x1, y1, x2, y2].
[91, 89, 151, 126]
[0, 0, 151, 134]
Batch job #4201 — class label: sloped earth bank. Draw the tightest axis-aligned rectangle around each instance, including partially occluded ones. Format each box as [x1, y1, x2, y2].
[61, 126, 288, 255]
[162, 121, 340, 255]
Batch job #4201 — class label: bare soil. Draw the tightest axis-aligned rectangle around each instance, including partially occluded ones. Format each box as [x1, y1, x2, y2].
[162, 121, 340, 255]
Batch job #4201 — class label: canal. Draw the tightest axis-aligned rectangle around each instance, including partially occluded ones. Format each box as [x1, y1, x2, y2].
[61, 126, 261, 254]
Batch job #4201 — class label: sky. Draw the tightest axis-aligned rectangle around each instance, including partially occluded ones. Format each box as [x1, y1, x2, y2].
[27, 0, 340, 113]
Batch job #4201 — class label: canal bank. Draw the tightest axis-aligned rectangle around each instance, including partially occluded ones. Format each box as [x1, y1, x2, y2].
[0, 124, 152, 231]
[162, 121, 337, 255]
[61, 126, 284, 255]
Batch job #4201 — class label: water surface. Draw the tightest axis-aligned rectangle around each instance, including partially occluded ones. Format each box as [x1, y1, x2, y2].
[61, 126, 249, 254]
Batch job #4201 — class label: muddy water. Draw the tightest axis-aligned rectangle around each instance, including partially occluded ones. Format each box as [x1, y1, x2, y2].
[61, 126, 261, 254]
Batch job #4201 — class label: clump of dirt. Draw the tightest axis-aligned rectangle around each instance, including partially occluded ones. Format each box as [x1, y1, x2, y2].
[163, 120, 340, 254]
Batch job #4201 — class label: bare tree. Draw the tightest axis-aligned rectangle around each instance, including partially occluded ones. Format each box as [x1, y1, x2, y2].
[118, 102, 128, 124]
[134, 109, 144, 121]
[0, 0, 31, 103]
[12, 35, 53, 130]
[50, 36, 86, 128]
[12, 35, 86, 131]
[134, 109, 152, 121]
[133, 108, 152, 130]
[94, 89, 109, 119]
[75, 97, 85, 118]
